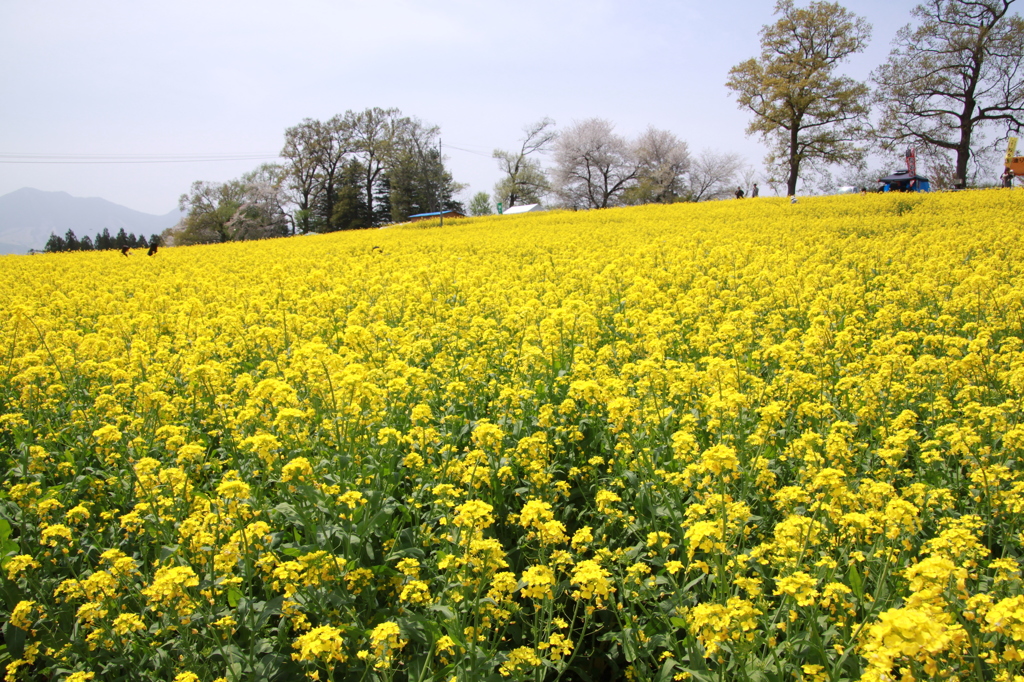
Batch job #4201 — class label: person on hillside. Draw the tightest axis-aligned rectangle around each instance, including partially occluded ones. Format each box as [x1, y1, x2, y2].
[120, 246, 130, 256]
[735, 187, 745, 199]
[1004, 169, 1016, 188]
[751, 183, 759, 198]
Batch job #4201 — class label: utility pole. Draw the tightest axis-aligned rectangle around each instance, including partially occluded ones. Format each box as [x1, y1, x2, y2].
[439, 137, 444, 228]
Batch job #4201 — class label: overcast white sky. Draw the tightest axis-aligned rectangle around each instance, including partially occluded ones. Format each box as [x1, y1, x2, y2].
[1, 0, 914, 214]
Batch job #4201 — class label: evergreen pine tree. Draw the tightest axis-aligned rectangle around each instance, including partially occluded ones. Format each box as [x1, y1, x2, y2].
[44, 233, 65, 253]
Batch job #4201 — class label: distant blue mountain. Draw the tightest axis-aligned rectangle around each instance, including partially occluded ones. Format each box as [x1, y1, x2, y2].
[0, 188, 182, 255]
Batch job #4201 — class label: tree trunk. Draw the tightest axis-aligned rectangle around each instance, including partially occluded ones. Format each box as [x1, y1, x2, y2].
[956, 86, 978, 189]
[787, 124, 800, 196]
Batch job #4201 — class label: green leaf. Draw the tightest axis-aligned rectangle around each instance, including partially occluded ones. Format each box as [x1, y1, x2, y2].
[0, 519, 11, 544]
[2, 621, 25, 660]
[227, 587, 243, 608]
[254, 596, 284, 629]
[275, 503, 303, 526]
[848, 564, 864, 601]
[621, 628, 639, 662]
[656, 657, 679, 682]
[225, 660, 245, 682]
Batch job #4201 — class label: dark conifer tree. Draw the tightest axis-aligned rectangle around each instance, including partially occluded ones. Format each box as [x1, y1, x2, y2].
[44, 233, 65, 253]
[96, 228, 113, 250]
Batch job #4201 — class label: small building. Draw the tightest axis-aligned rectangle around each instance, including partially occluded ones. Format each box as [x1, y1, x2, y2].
[502, 203, 545, 215]
[879, 170, 930, 192]
[408, 210, 466, 223]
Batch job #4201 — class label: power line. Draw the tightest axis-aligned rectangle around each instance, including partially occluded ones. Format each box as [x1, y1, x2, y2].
[443, 143, 493, 158]
[0, 152, 281, 165]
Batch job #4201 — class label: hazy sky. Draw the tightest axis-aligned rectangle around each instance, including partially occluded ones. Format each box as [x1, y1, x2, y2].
[1, 0, 914, 214]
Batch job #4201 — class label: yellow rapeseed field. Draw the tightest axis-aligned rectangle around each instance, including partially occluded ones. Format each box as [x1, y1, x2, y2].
[2, 190, 1024, 682]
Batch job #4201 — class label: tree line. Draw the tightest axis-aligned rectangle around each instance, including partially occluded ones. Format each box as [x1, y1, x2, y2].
[168, 108, 463, 245]
[170, 0, 1022, 242]
[44, 228, 161, 254]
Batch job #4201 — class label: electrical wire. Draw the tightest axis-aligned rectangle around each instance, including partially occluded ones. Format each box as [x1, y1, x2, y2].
[443, 143, 494, 158]
[0, 152, 281, 164]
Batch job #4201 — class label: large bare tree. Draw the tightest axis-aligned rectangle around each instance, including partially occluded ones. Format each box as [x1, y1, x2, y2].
[553, 119, 641, 209]
[280, 119, 321, 234]
[727, 0, 872, 196]
[626, 127, 691, 204]
[872, 0, 1024, 187]
[687, 149, 746, 201]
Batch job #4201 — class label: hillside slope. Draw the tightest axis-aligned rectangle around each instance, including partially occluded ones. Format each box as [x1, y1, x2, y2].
[0, 187, 181, 253]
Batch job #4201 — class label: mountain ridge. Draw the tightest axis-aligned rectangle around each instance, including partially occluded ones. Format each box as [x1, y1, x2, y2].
[0, 187, 182, 255]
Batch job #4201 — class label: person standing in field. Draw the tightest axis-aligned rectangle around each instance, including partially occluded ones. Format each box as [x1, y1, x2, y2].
[735, 187, 745, 199]
[751, 183, 759, 198]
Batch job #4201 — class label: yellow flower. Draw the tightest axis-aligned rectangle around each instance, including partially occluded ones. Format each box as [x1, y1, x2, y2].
[774, 572, 819, 606]
[499, 646, 542, 677]
[65, 504, 90, 523]
[141, 565, 199, 614]
[984, 595, 1024, 641]
[859, 604, 965, 675]
[453, 499, 495, 531]
[595, 490, 621, 515]
[5, 555, 41, 581]
[399, 580, 431, 605]
[520, 565, 556, 600]
[686, 597, 762, 656]
[281, 456, 313, 482]
[366, 621, 406, 669]
[292, 624, 347, 664]
[570, 560, 614, 604]
[646, 531, 672, 549]
[571, 526, 594, 550]
[92, 423, 122, 444]
[112, 613, 146, 635]
[700, 443, 739, 475]
[64, 673, 96, 682]
[10, 600, 37, 631]
[40, 523, 73, 547]
[540, 632, 574, 660]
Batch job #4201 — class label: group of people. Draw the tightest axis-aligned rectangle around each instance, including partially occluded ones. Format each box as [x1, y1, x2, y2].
[735, 183, 759, 199]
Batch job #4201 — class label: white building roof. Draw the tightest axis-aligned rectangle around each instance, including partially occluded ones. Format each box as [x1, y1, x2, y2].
[502, 203, 544, 215]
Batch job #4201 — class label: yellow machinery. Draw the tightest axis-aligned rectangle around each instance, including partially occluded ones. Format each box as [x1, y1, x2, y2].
[1007, 137, 1024, 175]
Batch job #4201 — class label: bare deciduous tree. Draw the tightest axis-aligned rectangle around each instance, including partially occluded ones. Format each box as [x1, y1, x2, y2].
[280, 120, 322, 234]
[688, 149, 746, 201]
[553, 119, 641, 209]
[625, 127, 691, 204]
[872, 0, 1024, 187]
